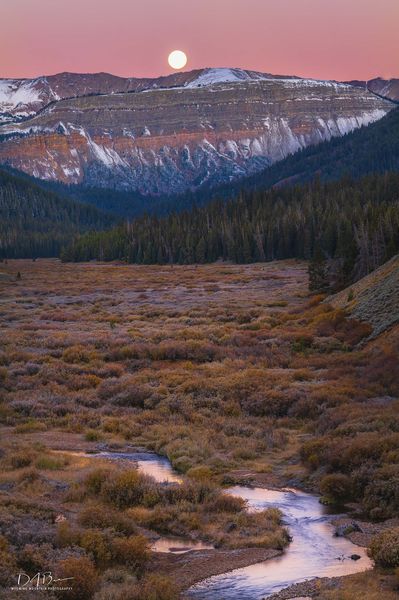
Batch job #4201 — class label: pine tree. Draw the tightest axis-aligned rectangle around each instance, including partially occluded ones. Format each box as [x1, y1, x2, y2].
[308, 246, 329, 292]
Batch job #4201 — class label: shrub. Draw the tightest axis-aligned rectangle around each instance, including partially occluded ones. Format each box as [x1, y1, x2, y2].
[85, 429, 102, 442]
[320, 473, 353, 504]
[186, 465, 213, 481]
[127, 506, 174, 534]
[94, 583, 137, 600]
[293, 368, 312, 381]
[101, 470, 155, 508]
[56, 556, 98, 600]
[80, 530, 112, 567]
[35, 454, 69, 470]
[84, 468, 112, 495]
[314, 310, 372, 345]
[139, 574, 179, 600]
[162, 480, 214, 505]
[14, 420, 47, 433]
[78, 503, 136, 534]
[368, 528, 399, 567]
[62, 345, 92, 364]
[111, 535, 149, 572]
[93, 572, 177, 600]
[0, 535, 18, 586]
[264, 507, 283, 524]
[9, 449, 33, 468]
[56, 522, 80, 548]
[206, 493, 245, 513]
[362, 476, 399, 520]
[292, 335, 314, 353]
[99, 568, 137, 587]
[18, 543, 48, 572]
[300, 439, 326, 470]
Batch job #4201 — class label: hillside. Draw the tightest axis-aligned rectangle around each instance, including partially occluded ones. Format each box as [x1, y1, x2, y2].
[0, 167, 113, 258]
[329, 254, 399, 338]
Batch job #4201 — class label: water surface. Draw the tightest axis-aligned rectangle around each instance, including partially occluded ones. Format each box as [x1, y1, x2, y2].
[99, 452, 372, 599]
[188, 486, 372, 599]
[151, 537, 214, 553]
[98, 451, 182, 483]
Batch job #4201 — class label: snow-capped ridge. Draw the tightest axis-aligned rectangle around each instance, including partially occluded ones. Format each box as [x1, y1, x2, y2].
[185, 68, 271, 87]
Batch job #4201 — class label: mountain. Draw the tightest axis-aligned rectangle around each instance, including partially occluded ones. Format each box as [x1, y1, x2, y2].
[0, 167, 113, 258]
[0, 68, 394, 196]
[0, 70, 208, 122]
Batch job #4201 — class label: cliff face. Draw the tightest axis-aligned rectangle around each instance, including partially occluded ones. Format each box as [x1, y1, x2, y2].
[0, 68, 394, 195]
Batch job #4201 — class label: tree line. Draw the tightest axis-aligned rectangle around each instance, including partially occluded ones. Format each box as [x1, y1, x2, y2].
[61, 172, 399, 290]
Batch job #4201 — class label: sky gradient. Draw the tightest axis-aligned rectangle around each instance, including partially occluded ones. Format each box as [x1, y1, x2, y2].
[1, 0, 398, 81]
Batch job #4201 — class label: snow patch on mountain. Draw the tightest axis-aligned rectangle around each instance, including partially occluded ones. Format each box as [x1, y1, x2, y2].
[0, 79, 46, 119]
[186, 68, 269, 88]
[184, 68, 355, 91]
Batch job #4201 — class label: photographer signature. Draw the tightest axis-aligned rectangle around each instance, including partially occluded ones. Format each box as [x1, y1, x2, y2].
[16, 572, 74, 589]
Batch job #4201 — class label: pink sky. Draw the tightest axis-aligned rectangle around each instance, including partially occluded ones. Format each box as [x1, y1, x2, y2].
[1, 0, 398, 81]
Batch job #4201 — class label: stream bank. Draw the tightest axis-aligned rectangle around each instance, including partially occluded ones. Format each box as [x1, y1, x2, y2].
[94, 450, 372, 599]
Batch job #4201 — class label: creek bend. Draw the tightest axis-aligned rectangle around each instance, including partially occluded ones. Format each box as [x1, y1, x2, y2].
[95, 451, 373, 599]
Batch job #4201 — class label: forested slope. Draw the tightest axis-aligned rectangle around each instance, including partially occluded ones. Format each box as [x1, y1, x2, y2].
[62, 173, 399, 289]
[0, 168, 113, 258]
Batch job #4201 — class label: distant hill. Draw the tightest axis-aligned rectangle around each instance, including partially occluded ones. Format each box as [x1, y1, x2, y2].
[0, 167, 113, 258]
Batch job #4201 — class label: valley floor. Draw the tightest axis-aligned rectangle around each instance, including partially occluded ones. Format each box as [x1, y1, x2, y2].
[0, 259, 398, 599]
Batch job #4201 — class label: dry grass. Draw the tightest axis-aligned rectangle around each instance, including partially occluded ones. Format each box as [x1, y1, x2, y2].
[0, 258, 397, 597]
[317, 570, 399, 600]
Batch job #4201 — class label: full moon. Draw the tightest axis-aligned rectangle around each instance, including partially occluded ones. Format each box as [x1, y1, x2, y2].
[168, 50, 187, 70]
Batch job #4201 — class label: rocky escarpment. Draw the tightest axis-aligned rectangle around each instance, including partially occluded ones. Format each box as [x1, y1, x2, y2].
[0, 68, 394, 195]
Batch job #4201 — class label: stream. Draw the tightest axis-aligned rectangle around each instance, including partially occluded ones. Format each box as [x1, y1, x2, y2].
[97, 451, 373, 599]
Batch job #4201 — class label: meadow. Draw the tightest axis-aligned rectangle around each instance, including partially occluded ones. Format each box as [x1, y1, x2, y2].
[0, 259, 398, 599]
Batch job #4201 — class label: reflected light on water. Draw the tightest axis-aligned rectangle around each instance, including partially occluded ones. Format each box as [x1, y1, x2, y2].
[94, 452, 372, 600]
[151, 537, 214, 553]
[189, 486, 373, 599]
[98, 451, 182, 483]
